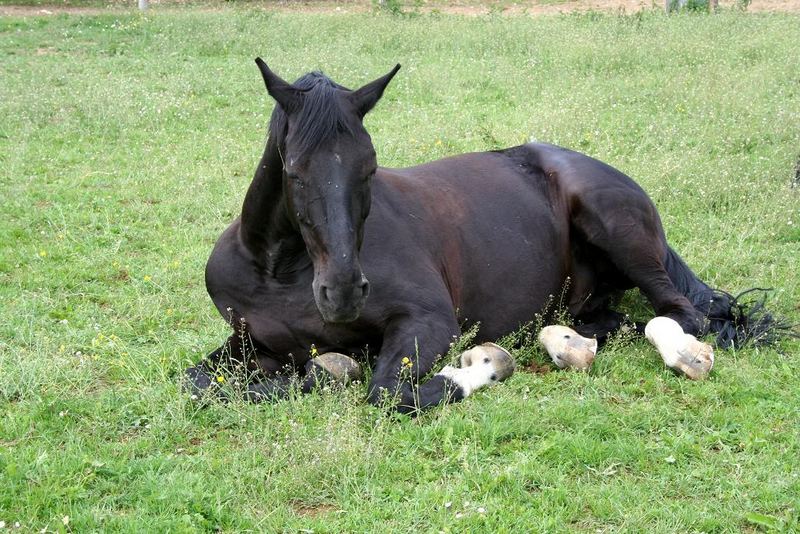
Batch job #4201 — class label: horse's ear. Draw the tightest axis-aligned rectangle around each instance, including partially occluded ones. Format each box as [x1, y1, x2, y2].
[255, 58, 304, 114]
[349, 64, 401, 118]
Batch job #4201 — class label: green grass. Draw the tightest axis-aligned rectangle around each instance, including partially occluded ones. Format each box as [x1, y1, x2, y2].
[1, 8, 799, 532]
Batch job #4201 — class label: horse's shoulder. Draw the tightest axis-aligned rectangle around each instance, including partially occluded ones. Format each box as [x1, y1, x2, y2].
[206, 218, 247, 270]
[205, 219, 269, 306]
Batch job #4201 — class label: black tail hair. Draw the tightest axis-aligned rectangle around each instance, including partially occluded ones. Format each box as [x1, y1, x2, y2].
[664, 247, 795, 348]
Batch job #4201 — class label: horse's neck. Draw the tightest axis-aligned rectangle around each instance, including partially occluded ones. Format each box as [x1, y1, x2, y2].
[239, 138, 303, 273]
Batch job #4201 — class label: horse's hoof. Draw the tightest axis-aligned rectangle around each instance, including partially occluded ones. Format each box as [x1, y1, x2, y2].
[672, 337, 714, 380]
[310, 352, 363, 383]
[437, 342, 515, 397]
[538, 326, 597, 370]
[459, 342, 516, 382]
[645, 317, 714, 380]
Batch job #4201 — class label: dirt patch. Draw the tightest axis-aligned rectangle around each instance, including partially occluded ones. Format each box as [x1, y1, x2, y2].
[3, 0, 800, 16]
[525, 360, 553, 374]
[289, 500, 339, 517]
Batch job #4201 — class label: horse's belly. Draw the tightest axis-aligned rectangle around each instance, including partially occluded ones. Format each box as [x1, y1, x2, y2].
[460, 250, 567, 339]
[449, 192, 568, 339]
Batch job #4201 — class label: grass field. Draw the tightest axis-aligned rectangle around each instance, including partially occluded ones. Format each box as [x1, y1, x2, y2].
[1, 6, 799, 532]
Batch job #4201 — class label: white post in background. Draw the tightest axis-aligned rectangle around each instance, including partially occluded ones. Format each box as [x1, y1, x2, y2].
[139, 0, 148, 11]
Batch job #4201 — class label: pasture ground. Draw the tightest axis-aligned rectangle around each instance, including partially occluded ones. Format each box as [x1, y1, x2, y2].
[1, 7, 799, 532]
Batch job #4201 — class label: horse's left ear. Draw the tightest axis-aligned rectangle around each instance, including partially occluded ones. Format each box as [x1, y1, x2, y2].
[349, 64, 401, 118]
[255, 58, 306, 114]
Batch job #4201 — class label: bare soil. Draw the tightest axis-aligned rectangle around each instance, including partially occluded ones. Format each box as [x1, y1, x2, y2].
[289, 500, 339, 517]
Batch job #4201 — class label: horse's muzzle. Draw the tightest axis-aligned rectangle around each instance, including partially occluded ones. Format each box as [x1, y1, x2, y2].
[313, 275, 370, 323]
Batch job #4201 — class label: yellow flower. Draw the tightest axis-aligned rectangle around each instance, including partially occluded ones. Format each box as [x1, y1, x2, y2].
[401, 357, 413, 369]
[310, 344, 318, 357]
[143, 275, 152, 282]
[39, 250, 48, 257]
[216, 375, 225, 383]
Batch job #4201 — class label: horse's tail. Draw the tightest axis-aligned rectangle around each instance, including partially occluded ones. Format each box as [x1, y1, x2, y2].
[663, 246, 793, 348]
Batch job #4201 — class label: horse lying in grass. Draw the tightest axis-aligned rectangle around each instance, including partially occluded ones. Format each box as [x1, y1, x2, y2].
[185, 60, 783, 413]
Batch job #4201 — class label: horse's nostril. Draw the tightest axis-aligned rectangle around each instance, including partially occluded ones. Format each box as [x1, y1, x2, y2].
[358, 279, 370, 297]
[320, 285, 330, 302]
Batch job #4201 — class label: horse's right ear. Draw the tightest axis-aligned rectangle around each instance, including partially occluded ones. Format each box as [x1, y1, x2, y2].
[255, 58, 304, 114]
[349, 63, 401, 118]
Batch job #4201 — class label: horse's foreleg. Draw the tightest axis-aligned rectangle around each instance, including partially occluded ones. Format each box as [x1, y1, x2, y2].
[184, 334, 250, 399]
[368, 314, 517, 413]
[245, 352, 365, 402]
[185, 330, 288, 400]
[367, 316, 464, 414]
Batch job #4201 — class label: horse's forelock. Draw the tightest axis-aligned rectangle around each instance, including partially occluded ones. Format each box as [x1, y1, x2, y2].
[267, 72, 356, 154]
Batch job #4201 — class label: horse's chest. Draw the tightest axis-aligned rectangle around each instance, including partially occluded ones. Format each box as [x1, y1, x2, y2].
[206, 251, 313, 356]
[220, 274, 318, 354]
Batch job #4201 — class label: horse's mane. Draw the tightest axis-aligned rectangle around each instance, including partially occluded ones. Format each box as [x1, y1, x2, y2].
[268, 72, 355, 153]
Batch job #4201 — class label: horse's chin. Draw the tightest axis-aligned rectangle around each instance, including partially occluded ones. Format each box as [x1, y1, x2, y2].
[317, 305, 363, 324]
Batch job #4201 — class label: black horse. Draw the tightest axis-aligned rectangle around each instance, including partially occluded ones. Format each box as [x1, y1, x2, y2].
[186, 60, 779, 413]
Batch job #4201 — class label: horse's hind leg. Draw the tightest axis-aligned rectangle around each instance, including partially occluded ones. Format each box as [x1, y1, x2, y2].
[566, 187, 716, 378]
[538, 270, 632, 371]
[538, 325, 598, 370]
[568, 189, 704, 335]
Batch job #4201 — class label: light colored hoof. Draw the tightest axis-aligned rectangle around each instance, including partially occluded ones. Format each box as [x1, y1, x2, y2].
[538, 325, 597, 370]
[460, 342, 516, 382]
[311, 352, 363, 383]
[672, 338, 714, 380]
[438, 342, 515, 397]
[645, 317, 714, 380]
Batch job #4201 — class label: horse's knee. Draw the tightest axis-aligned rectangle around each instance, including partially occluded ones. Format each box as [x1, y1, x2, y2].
[184, 364, 214, 395]
[183, 363, 230, 402]
[366, 377, 402, 407]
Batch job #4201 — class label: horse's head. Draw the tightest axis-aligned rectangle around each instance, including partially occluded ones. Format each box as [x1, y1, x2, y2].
[256, 59, 400, 323]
